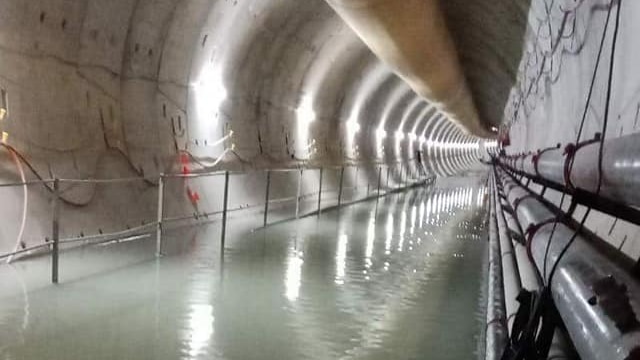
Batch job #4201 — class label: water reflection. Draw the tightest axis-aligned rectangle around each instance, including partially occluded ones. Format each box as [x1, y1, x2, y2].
[285, 250, 304, 301]
[398, 210, 406, 251]
[365, 213, 375, 268]
[385, 213, 394, 255]
[185, 304, 214, 358]
[335, 234, 348, 285]
[0, 179, 489, 360]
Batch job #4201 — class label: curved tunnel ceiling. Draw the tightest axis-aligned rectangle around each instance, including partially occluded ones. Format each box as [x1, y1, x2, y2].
[0, 0, 503, 182]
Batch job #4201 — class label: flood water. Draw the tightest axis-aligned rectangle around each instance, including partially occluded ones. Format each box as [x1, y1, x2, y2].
[0, 178, 488, 360]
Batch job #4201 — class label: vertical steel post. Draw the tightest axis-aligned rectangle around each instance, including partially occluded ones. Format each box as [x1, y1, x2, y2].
[295, 169, 302, 219]
[376, 166, 382, 195]
[337, 166, 345, 206]
[156, 174, 164, 257]
[354, 166, 359, 191]
[386, 166, 390, 189]
[317, 168, 324, 215]
[263, 171, 271, 226]
[51, 179, 60, 284]
[220, 171, 230, 253]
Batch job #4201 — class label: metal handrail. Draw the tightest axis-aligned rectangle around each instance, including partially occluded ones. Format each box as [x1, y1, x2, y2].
[0, 161, 434, 284]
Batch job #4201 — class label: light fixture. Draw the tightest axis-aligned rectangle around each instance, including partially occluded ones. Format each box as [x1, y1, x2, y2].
[194, 63, 227, 121]
[346, 119, 361, 138]
[296, 94, 315, 127]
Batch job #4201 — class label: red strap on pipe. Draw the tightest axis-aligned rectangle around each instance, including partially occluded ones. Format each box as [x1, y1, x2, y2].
[533, 144, 561, 177]
[524, 218, 560, 263]
[562, 133, 601, 191]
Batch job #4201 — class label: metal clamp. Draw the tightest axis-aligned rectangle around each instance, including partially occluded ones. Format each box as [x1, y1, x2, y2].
[532, 143, 561, 177]
[524, 218, 561, 262]
[562, 133, 601, 191]
[512, 193, 538, 215]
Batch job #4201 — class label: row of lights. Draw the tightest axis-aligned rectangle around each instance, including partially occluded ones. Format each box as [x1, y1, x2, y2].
[193, 65, 481, 159]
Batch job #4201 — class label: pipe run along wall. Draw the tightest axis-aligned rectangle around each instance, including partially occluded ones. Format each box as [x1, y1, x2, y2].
[495, 167, 640, 360]
[504, 132, 640, 209]
[324, 0, 495, 138]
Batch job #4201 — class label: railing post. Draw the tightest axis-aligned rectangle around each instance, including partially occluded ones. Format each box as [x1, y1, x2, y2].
[317, 168, 324, 215]
[386, 166, 390, 189]
[51, 178, 60, 284]
[337, 166, 345, 206]
[220, 171, 230, 254]
[295, 169, 302, 219]
[156, 174, 164, 257]
[402, 163, 407, 188]
[263, 171, 271, 227]
[354, 165, 359, 192]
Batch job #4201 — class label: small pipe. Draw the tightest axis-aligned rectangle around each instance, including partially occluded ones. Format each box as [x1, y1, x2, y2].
[485, 172, 509, 360]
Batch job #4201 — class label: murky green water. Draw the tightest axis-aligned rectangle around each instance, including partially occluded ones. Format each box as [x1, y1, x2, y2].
[0, 179, 488, 360]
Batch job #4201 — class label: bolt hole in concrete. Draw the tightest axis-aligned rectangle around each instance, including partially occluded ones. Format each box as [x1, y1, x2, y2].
[0, 178, 488, 360]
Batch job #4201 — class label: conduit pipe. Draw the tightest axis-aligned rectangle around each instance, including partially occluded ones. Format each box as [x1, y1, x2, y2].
[495, 168, 640, 360]
[502, 132, 640, 208]
[493, 184, 521, 333]
[498, 197, 541, 292]
[324, 0, 494, 138]
[494, 172, 574, 360]
[486, 172, 508, 360]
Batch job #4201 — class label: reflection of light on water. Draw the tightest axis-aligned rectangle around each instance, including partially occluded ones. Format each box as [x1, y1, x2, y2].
[335, 234, 348, 285]
[419, 201, 425, 227]
[285, 251, 304, 301]
[365, 214, 376, 268]
[410, 205, 417, 235]
[398, 210, 406, 251]
[186, 304, 214, 358]
[385, 214, 394, 255]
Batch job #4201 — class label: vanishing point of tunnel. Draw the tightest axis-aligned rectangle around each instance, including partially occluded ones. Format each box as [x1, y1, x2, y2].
[1, 1, 640, 359]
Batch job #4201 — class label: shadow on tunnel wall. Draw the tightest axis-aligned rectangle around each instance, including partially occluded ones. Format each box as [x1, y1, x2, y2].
[440, 0, 532, 128]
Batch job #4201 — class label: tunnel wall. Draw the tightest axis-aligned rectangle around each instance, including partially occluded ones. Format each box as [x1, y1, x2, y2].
[503, 0, 640, 259]
[0, 0, 480, 257]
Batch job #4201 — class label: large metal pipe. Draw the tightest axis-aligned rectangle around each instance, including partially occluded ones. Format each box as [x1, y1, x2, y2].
[504, 132, 640, 208]
[324, 0, 494, 138]
[494, 171, 574, 360]
[495, 168, 640, 360]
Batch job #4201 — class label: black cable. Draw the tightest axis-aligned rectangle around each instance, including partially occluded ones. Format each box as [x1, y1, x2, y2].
[547, 0, 622, 285]
[541, 0, 616, 282]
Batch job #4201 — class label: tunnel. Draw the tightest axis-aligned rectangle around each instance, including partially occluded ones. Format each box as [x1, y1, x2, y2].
[0, 0, 639, 359]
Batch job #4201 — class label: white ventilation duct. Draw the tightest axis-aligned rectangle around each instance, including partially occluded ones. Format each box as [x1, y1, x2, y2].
[325, 0, 495, 138]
